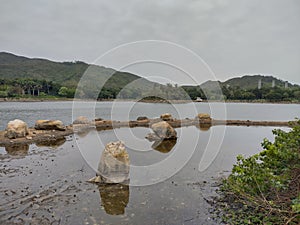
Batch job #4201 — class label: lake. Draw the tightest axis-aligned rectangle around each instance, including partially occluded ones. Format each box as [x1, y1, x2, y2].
[0, 101, 299, 224]
[0, 101, 299, 130]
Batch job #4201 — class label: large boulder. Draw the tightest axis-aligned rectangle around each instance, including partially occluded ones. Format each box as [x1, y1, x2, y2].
[5, 119, 29, 139]
[73, 116, 90, 124]
[160, 113, 173, 121]
[35, 120, 66, 131]
[89, 141, 130, 184]
[151, 121, 177, 139]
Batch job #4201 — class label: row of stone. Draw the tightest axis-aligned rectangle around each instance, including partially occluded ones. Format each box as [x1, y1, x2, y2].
[4, 113, 212, 139]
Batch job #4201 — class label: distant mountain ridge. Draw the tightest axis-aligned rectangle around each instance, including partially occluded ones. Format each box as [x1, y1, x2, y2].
[200, 75, 299, 90]
[0, 52, 299, 102]
[0, 52, 145, 88]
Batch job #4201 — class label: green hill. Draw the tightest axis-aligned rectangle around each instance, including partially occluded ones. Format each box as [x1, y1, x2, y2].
[0, 52, 299, 102]
[0, 52, 188, 100]
[0, 52, 142, 88]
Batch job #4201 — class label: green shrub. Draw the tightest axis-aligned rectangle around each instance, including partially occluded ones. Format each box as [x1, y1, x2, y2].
[220, 120, 300, 224]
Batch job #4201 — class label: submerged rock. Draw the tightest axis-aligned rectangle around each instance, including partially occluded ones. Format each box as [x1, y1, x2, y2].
[89, 141, 130, 184]
[35, 120, 66, 131]
[73, 116, 90, 124]
[160, 113, 173, 121]
[150, 121, 177, 140]
[5, 119, 29, 139]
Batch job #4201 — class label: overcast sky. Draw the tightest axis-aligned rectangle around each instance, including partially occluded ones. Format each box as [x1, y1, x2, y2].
[0, 0, 299, 85]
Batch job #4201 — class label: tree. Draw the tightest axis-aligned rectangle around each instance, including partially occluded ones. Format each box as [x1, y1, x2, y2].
[58, 87, 69, 97]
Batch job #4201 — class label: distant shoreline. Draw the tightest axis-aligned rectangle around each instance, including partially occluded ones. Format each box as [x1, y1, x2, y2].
[0, 97, 299, 104]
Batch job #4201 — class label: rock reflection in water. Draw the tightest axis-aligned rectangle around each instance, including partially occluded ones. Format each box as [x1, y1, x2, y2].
[98, 183, 129, 215]
[5, 143, 29, 156]
[151, 139, 177, 153]
[74, 128, 91, 138]
[195, 123, 212, 131]
[35, 137, 66, 148]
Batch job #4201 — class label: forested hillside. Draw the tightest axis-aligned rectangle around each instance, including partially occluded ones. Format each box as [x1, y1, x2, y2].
[0, 52, 299, 102]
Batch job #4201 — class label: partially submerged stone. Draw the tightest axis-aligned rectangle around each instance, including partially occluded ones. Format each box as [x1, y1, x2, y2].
[137, 116, 149, 121]
[89, 141, 130, 184]
[160, 113, 173, 121]
[35, 120, 66, 131]
[150, 121, 177, 140]
[73, 116, 90, 124]
[197, 113, 211, 121]
[5, 119, 29, 139]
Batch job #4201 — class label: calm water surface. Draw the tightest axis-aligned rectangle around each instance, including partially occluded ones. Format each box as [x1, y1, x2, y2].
[0, 101, 299, 130]
[0, 101, 298, 224]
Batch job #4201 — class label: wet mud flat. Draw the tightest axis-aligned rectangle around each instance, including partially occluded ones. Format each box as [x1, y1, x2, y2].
[0, 132, 220, 225]
[0, 115, 291, 224]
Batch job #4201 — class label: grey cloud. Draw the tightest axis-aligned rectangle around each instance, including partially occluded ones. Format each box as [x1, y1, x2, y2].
[0, 0, 299, 84]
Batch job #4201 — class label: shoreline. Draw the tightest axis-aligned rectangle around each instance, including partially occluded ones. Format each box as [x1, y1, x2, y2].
[0, 97, 299, 104]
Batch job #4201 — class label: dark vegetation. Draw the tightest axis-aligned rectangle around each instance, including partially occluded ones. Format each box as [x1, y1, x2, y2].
[182, 76, 300, 102]
[0, 52, 299, 102]
[216, 121, 300, 224]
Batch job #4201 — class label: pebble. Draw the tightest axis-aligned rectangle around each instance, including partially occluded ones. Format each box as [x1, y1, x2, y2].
[32, 204, 40, 210]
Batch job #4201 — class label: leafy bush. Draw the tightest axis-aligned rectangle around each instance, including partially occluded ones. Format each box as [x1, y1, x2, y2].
[220, 120, 300, 224]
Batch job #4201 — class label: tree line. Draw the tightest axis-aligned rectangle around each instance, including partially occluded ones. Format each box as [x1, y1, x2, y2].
[1, 78, 299, 102]
[0, 78, 60, 98]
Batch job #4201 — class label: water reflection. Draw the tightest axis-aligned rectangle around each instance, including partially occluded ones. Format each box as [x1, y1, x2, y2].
[35, 137, 66, 148]
[98, 183, 129, 215]
[5, 144, 29, 156]
[151, 139, 177, 153]
[74, 128, 91, 138]
[195, 123, 212, 131]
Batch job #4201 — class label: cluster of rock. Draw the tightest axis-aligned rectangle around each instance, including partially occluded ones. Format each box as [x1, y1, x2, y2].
[4, 119, 67, 140]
